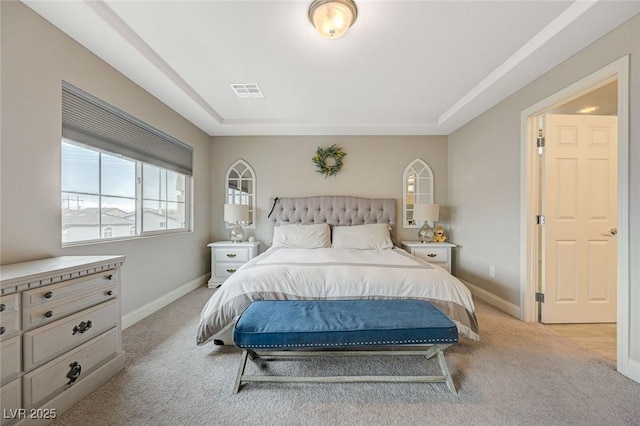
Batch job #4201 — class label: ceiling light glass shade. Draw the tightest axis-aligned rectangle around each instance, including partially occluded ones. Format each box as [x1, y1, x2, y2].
[309, 0, 358, 39]
[577, 106, 600, 114]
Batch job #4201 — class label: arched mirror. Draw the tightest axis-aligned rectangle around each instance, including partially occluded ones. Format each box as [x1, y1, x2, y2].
[403, 158, 434, 228]
[225, 159, 256, 229]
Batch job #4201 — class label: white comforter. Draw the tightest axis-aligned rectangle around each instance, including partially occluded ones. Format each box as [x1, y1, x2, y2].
[196, 247, 479, 345]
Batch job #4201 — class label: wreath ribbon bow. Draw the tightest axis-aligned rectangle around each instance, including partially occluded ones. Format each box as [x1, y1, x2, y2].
[312, 144, 346, 178]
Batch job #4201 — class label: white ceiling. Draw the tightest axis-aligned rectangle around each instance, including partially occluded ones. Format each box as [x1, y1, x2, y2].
[22, 1, 640, 136]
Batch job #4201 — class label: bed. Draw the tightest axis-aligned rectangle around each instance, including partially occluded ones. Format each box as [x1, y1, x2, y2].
[196, 196, 479, 346]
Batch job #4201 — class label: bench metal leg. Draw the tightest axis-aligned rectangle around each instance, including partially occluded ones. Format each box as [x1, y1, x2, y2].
[437, 350, 457, 394]
[233, 346, 459, 395]
[233, 350, 249, 394]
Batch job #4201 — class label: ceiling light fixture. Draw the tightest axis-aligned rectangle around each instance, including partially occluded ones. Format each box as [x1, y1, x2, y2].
[309, 0, 358, 40]
[577, 106, 600, 114]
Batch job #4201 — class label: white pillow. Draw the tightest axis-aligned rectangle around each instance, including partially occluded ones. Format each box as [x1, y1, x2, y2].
[331, 223, 393, 250]
[272, 223, 331, 249]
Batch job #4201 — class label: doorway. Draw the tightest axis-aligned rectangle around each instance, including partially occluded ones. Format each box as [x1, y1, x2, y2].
[520, 56, 631, 378]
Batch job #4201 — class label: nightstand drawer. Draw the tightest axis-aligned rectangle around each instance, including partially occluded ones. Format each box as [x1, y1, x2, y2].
[214, 248, 250, 263]
[208, 241, 260, 287]
[215, 263, 241, 279]
[23, 300, 118, 371]
[413, 247, 448, 263]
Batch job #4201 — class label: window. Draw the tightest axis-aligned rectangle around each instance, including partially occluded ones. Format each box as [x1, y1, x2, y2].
[62, 140, 191, 244]
[225, 159, 256, 228]
[61, 82, 192, 245]
[402, 159, 434, 228]
[142, 164, 186, 232]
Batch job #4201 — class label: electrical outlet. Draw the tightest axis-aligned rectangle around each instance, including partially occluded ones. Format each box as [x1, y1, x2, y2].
[489, 266, 495, 278]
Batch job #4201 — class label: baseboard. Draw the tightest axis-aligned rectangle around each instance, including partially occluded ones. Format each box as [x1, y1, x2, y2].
[122, 274, 208, 329]
[460, 278, 521, 319]
[620, 358, 640, 384]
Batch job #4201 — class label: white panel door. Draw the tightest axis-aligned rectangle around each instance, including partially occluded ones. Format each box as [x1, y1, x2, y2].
[542, 114, 617, 323]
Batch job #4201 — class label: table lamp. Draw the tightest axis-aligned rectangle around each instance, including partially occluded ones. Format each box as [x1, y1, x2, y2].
[224, 204, 249, 242]
[413, 203, 439, 243]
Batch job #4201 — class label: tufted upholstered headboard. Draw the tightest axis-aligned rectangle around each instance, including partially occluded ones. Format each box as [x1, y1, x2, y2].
[268, 196, 396, 229]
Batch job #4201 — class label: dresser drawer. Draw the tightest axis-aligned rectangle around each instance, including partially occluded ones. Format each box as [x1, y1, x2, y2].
[412, 247, 449, 264]
[23, 300, 118, 371]
[22, 271, 115, 311]
[22, 328, 118, 409]
[0, 378, 21, 426]
[0, 293, 20, 340]
[1, 335, 21, 384]
[22, 285, 117, 330]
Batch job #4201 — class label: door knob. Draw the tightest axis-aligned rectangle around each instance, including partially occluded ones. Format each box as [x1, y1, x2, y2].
[610, 228, 618, 235]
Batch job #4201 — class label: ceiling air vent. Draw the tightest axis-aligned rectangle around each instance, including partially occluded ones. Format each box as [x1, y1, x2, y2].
[230, 83, 264, 98]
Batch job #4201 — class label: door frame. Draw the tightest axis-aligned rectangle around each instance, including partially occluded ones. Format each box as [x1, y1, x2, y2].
[520, 56, 630, 373]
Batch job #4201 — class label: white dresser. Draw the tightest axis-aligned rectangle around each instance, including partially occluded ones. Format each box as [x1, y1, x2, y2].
[207, 241, 260, 287]
[0, 256, 125, 425]
[401, 241, 456, 274]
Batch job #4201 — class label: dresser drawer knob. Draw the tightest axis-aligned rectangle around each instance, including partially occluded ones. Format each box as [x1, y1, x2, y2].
[0, 326, 5, 335]
[66, 362, 82, 385]
[106, 274, 114, 280]
[0, 303, 5, 312]
[72, 320, 93, 335]
[226, 253, 237, 258]
[106, 290, 114, 296]
[226, 268, 237, 273]
[427, 253, 437, 258]
[45, 310, 53, 318]
[45, 291, 53, 299]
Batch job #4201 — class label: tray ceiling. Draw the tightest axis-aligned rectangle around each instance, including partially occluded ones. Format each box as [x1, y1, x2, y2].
[22, 1, 640, 136]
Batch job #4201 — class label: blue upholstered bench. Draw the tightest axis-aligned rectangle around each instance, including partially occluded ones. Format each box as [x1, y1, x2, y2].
[232, 299, 459, 394]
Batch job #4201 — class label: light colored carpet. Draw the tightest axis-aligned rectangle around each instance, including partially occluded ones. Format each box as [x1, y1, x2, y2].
[53, 286, 640, 426]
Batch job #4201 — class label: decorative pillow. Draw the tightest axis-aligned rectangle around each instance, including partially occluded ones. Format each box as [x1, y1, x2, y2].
[331, 223, 393, 250]
[272, 223, 331, 249]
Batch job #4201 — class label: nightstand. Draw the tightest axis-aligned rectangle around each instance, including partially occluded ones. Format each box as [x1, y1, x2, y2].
[401, 241, 456, 274]
[207, 241, 260, 287]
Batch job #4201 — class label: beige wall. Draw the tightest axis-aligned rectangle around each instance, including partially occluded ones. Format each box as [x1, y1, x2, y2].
[210, 136, 448, 246]
[448, 14, 640, 363]
[0, 1, 212, 315]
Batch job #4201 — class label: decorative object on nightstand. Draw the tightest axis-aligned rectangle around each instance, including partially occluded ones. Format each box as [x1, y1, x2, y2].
[401, 241, 456, 274]
[413, 203, 439, 243]
[224, 204, 249, 242]
[207, 241, 260, 287]
[432, 225, 447, 242]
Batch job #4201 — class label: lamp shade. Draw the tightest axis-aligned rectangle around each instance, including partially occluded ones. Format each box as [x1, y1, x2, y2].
[224, 204, 249, 222]
[309, 0, 358, 39]
[413, 203, 439, 222]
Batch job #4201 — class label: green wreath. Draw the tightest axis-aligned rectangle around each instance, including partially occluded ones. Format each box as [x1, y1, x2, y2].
[312, 144, 346, 178]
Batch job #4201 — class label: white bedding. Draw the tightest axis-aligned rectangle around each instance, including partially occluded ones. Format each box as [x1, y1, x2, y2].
[196, 247, 479, 345]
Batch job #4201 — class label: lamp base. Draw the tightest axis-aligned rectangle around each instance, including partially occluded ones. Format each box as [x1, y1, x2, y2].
[418, 223, 434, 243]
[229, 222, 245, 243]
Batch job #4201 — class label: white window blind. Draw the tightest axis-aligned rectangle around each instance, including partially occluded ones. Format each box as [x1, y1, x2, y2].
[61, 81, 193, 176]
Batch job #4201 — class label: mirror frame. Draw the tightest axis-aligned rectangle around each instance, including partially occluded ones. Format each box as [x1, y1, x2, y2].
[402, 158, 434, 228]
[225, 159, 256, 229]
